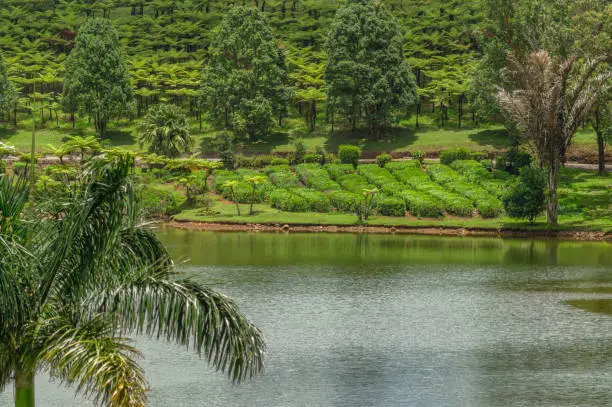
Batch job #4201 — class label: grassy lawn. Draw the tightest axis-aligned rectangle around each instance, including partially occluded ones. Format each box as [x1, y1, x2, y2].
[0, 117, 600, 159]
[174, 199, 611, 232]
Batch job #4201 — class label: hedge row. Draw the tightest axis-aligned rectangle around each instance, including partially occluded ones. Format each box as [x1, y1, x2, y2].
[362, 165, 443, 217]
[377, 196, 406, 217]
[269, 189, 310, 212]
[338, 173, 372, 194]
[268, 168, 300, 188]
[427, 164, 502, 218]
[328, 190, 363, 213]
[295, 164, 342, 192]
[325, 164, 355, 181]
[293, 188, 333, 212]
[440, 148, 487, 165]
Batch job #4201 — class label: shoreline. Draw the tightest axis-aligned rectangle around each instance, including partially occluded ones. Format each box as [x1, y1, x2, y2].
[166, 220, 611, 242]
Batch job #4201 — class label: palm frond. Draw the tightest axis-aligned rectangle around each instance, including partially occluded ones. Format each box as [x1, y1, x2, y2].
[90, 273, 266, 383]
[39, 315, 148, 407]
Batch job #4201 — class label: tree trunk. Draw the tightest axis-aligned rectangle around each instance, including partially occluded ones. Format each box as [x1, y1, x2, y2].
[597, 129, 605, 175]
[14, 367, 35, 407]
[546, 153, 560, 226]
[595, 109, 606, 175]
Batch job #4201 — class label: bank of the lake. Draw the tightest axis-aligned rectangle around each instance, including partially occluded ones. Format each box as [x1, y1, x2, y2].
[3, 230, 610, 407]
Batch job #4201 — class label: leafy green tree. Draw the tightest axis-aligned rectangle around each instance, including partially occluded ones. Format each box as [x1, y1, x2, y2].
[223, 180, 242, 216]
[503, 166, 546, 223]
[325, 0, 415, 138]
[139, 103, 192, 158]
[63, 136, 102, 162]
[0, 156, 265, 407]
[63, 19, 134, 138]
[245, 175, 267, 215]
[338, 144, 361, 169]
[497, 51, 611, 225]
[0, 52, 16, 120]
[201, 7, 290, 140]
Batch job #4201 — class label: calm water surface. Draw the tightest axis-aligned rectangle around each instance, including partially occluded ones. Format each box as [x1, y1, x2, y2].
[1, 229, 611, 406]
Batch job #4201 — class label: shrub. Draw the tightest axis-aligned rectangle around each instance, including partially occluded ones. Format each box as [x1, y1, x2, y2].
[375, 153, 392, 168]
[45, 164, 78, 181]
[215, 131, 236, 169]
[296, 164, 341, 191]
[325, 163, 354, 180]
[139, 186, 184, 218]
[399, 190, 444, 218]
[0, 160, 5, 174]
[271, 157, 289, 166]
[268, 168, 300, 188]
[338, 173, 372, 194]
[411, 150, 425, 166]
[269, 189, 310, 212]
[440, 148, 485, 165]
[12, 161, 28, 176]
[213, 170, 240, 193]
[496, 149, 532, 174]
[338, 144, 361, 168]
[292, 138, 306, 164]
[304, 153, 323, 164]
[503, 167, 546, 223]
[293, 188, 332, 212]
[328, 190, 363, 213]
[377, 196, 406, 216]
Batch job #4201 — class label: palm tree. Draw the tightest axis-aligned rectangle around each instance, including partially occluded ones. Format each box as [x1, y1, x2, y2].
[497, 51, 611, 225]
[139, 103, 193, 158]
[0, 156, 265, 407]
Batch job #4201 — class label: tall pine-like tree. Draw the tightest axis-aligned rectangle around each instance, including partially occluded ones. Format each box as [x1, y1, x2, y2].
[200, 6, 290, 140]
[0, 52, 16, 120]
[63, 19, 134, 138]
[325, 0, 416, 138]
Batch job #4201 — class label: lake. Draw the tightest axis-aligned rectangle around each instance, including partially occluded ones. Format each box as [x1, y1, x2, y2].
[1, 229, 611, 406]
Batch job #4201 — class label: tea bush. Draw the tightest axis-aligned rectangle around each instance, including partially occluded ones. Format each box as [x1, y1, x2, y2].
[269, 189, 310, 212]
[338, 145, 361, 168]
[325, 163, 354, 180]
[293, 188, 332, 212]
[377, 196, 406, 216]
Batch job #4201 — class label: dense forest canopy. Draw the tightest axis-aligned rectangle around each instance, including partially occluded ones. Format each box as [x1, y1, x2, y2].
[0, 0, 608, 135]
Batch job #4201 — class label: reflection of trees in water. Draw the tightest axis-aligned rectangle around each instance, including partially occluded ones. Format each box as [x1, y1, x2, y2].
[471, 341, 612, 406]
[567, 299, 612, 315]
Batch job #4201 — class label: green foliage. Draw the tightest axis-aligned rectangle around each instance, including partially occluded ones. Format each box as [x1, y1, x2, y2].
[503, 167, 547, 222]
[177, 172, 208, 206]
[271, 157, 290, 166]
[293, 188, 333, 213]
[296, 164, 341, 192]
[0, 52, 16, 114]
[410, 150, 425, 166]
[201, 7, 289, 140]
[139, 104, 192, 158]
[215, 132, 236, 170]
[139, 185, 184, 217]
[269, 189, 310, 212]
[63, 19, 134, 138]
[440, 148, 486, 165]
[326, 0, 416, 137]
[328, 190, 364, 213]
[375, 153, 392, 168]
[304, 154, 323, 164]
[338, 145, 361, 168]
[325, 163, 355, 181]
[268, 167, 299, 189]
[496, 149, 532, 174]
[292, 138, 306, 164]
[0, 160, 5, 175]
[377, 196, 406, 217]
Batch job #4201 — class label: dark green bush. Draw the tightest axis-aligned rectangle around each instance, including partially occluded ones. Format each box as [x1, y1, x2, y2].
[377, 196, 406, 216]
[292, 138, 306, 164]
[139, 186, 184, 218]
[271, 157, 290, 166]
[440, 148, 485, 165]
[304, 153, 323, 164]
[338, 145, 361, 168]
[0, 160, 6, 174]
[410, 150, 425, 166]
[328, 190, 363, 212]
[293, 188, 332, 212]
[503, 167, 546, 223]
[325, 163, 354, 180]
[375, 153, 392, 168]
[269, 189, 310, 212]
[496, 149, 532, 174]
